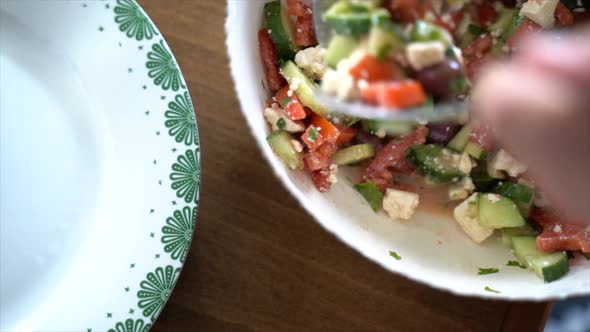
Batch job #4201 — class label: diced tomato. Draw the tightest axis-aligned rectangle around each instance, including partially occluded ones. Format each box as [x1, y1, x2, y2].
[286, 0, 308, 17]
[311, 167, 332, 192]
[334, 124, 358, 146]
[304, 143, 336, 171]
[301, 125, 326, 150]
[310, 114, 341, 145]
[265, 97, 276, 107]
[294, 15, 317, 47]
[574, 10, 590, 24]
[477, 2, 499, 28]
[384, 0, 428, 22]
[361, 81, 427, 109]
[554, 2, 574, 27]
[531, 209, 590, 253]
[275, 86, 307, 120]
[468, 123, 493, 151]
[507, 19, 541, 50]
[463, 33, 493, 60]
[363, 125, 428, 191]
[349, 55, 403, 83]
[258, 29, 287, 93]
[465, 53, 493, 81]
[433, 9, 464, 34]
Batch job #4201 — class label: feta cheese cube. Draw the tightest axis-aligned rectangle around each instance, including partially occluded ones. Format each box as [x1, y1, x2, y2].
[263, 107, 305, 133]
[453, 193, 495, 243]
[406, 41, 446, 71]
[383, 189, 420, 220]
[449, 176, 476, 201]
[520, 0, 559, 28]
[489, 149, 528, 177]
[327, 164, 338, 184]
[295, 46, 328, 80]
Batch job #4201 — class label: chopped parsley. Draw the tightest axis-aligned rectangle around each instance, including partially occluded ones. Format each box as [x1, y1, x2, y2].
[354, 181, 383, 212]
[467, 24, 485, 37]
[280, 96, 292, 108]
[276, 118, 286, 130]
[478, 267, 499, 275]
[449, 77, 468, 95]
[506, 260, 527, 269]
[308, 126, 318, 142]
[484, 286, 501, 294]
[389, 251, 402, 260]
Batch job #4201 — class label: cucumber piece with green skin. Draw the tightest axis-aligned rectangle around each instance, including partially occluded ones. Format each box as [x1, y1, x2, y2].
[324, 2, 390, 36]
[407, 144, 467, 182]
[464, 141, 486, 160]
[471, 164, 499, 192]
[267, 130, 303, 170]
[511, 236, 569, 282]
[281, 61, 329, 116]
[532, 251, 569, 283]
[368, 22, 405, 60]
[478, 193, 526, 228]
[488, 9, 516, 36]
[333, 144, 375, 165]
[459, 24, 485, 48]
[325, 35, 359, 68]
[447, 125, 471, 152]
[501, 224, 539, 247]
[500, 10, 524, 42]
[494, 182, 534, 217]
[354, 181, 383, 212]
[362, 119, 415, 135]
[411, 20, 453, 46]
[264, 1, 299, 61]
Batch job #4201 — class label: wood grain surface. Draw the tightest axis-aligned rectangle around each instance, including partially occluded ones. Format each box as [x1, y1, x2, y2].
[138, 1, 551, 331]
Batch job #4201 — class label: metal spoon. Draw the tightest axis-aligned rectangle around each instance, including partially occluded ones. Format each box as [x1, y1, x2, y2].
[312, 0, 468, 122]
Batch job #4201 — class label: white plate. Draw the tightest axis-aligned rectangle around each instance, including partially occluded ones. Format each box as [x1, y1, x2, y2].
[0, 1, 199, 331]
[225, 0, 590, 300]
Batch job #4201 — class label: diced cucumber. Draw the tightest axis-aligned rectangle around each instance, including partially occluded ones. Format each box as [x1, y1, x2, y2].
[267, 130, 303, 170]
[325, 35, 359, 68]
[494, 182, 534, 217]
[500, 10, 524, 42]
[354, 181, 384, 212]
[501, 225, 539, 247]
[478, 193, 526, 228]
[447, 125, 471, 152]
[281, 61, 329, 116]
[368, 22, 405, 60]
[486, 154, 506, 179]
[324, 1, 390, 35]
[512, 236, 543, 269]
[512, 236, 569, 282]
[471, 164, 499, 192]
[411, 20, 453, 46]
[459, 24, 485, 48]
[489, 9, 516, 37]
[362, 119, 415, 135]
[532, 252, 569, 283]
[264, 0, 299, 60]
[406, 144, 467, 182]
[333, 144, 375, 165]
[464, 141, 486, 160]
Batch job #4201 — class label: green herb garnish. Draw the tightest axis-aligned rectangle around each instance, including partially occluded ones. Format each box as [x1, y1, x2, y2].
[389, 251, 402, 260]
[449, 77, 468, 95]
[467, 24, 485, 37]
[354, 181, 384, 212]
[280, 96, 292, 108]
[276, 118, 286, 130]
[506, 260, 526, 269]
[308, 126, 318, 142]
[484, 286, 501, 294]
[478, 267, 499, 275]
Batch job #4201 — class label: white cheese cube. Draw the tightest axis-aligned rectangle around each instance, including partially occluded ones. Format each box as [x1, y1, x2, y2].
[406, 41, 446, 71]
[295, 46, 328, 80]
[453, 193, 495, 243]
[263, 107, 305, 133]
[520, 0, 559, 28]
[383, 189, 420, 220]
[489, 149, 528, 177]
[449, 176, 476, 201]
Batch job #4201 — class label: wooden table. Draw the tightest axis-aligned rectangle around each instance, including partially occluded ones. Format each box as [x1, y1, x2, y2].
[139, 1, 552, 331]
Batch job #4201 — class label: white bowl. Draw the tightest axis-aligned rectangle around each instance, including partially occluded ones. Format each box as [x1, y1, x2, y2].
[225, 0, 590, 299]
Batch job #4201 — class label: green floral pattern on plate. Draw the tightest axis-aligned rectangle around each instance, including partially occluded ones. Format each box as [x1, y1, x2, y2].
[137, 265, 180, 322]
[146, 40, 186, 91]
[170, 149, 200, 204]
[114, 0, 158, 41]
[165, 91, 198, 146]
[161, 206, 197, 262]
[108, 318, 151, 332]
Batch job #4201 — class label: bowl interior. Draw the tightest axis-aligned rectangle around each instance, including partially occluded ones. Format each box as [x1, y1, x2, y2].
[225, 0, 590, 300]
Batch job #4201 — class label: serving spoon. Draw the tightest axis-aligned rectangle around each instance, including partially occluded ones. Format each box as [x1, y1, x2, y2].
[311, 0, 469, 122]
